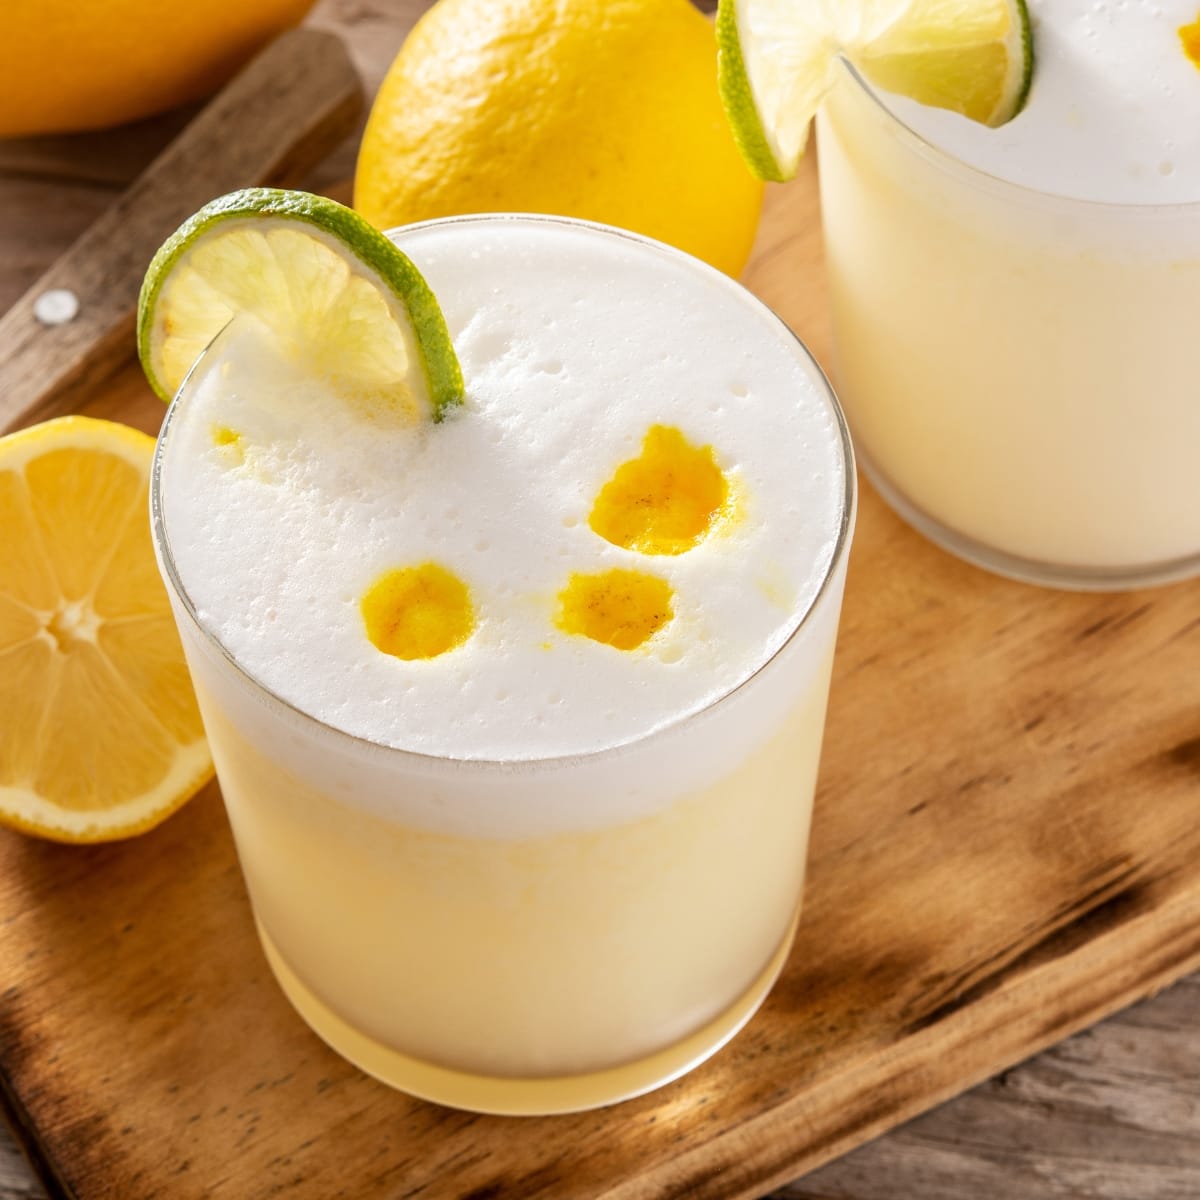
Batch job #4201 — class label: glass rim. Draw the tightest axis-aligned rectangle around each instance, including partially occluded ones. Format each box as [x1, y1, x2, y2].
[150, 211, 856, 772]
[835, 58, 1200, 217]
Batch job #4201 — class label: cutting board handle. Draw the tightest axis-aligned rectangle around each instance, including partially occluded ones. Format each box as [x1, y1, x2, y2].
[0, 27, 364, 436]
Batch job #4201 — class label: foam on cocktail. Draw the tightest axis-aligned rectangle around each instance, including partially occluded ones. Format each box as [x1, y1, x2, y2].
[160, 218, 845, 764]
[881, 0, 1200, 204]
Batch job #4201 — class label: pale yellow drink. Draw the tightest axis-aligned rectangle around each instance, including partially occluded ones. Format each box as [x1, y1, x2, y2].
[816, 3, 1200, 588]
[152, 216, 854, 1113]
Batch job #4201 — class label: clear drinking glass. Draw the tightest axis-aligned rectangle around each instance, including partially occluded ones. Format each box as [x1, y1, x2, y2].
[150, 215, 856, 1115]
[816, 63, 1200, 589]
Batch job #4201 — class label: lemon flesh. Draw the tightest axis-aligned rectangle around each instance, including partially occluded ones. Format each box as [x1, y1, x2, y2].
[0, 417, 213, 843]
[718, 0, 1033, 181]
[138, 188, 464, 421]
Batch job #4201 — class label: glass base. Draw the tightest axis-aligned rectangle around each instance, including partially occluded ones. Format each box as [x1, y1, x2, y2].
[858, 452, 1200, 592]
[257, 910, 799, 1116]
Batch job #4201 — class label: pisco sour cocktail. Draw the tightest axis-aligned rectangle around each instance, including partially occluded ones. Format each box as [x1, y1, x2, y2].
[819, 0, 1200, 585]
[141, 199, 855, 1114]
[719, 0, 1200, 587]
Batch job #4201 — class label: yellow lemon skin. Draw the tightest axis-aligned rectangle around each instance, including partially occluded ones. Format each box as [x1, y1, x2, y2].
[0, 0, 315, 137]
[354, 0, 765, 278]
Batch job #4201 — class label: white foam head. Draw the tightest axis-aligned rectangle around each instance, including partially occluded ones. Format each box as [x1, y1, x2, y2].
[875, 0, 1200, 204]
[156, 216, 849, 764]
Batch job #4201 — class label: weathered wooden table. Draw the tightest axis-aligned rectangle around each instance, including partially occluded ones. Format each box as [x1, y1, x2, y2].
[2, 1, 1198, 1197]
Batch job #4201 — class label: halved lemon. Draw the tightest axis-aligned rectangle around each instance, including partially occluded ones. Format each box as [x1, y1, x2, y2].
[718, 0, 1033, 181]
[0, 416, 212, 843]
[137, 187, 464, 421]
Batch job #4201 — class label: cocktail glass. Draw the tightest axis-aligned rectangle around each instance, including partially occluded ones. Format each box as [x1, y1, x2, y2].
[816, 63, 1200, 589]
[150, 215, 855, 1114]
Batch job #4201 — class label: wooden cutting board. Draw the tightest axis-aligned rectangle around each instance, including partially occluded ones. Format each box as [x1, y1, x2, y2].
[2, 18, 1199, 1200]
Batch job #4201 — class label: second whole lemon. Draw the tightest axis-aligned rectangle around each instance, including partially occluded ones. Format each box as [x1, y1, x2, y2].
[354, 0, 764, 278]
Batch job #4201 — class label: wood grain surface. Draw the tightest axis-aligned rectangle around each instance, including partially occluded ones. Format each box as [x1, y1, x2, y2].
[3, 974, 1198, 1200]
[1, 1, 1198, 1198]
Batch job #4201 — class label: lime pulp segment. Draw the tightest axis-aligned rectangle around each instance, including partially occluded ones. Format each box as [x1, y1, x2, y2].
[137, 188, 464, 421]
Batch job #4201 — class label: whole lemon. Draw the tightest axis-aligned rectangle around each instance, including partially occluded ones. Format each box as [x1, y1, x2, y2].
[0, 0, 315, 138]
[354, 0, 764, 277]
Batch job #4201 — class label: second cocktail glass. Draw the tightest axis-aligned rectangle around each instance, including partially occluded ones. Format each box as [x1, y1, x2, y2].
[817, 62, 1200, 590]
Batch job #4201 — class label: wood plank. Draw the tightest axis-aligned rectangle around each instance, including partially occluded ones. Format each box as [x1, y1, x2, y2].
[0, 1139, 46, 1200]
[3, 972, 1199, 1200]
[788, 975, 1200, 1199]
[0, 180, 116, 315]
[0, 109, 196, 190]
[303, 0, 416, 193]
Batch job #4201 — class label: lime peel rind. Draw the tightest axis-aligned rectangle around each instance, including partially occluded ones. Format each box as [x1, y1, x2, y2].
[716, 0, 790, 184]
[717, 0, 1035, 183]
[1008, 0, 1034, 122]
[137, 188, 465, 422]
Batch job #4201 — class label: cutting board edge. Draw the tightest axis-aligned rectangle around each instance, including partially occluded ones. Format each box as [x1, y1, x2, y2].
[604, 875, 1200, 1200]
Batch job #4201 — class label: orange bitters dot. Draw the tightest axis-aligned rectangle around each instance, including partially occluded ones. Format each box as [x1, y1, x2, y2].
[211, 425, 241, 447]
[1182, 14, 1200, 69]
[556, 569, 673, 651]
[211, 424, 244, 465]
[589, 425, 729, 556]
[361, 563, 474, 661]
